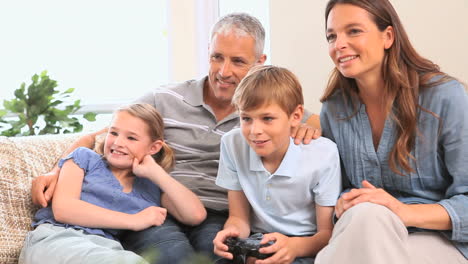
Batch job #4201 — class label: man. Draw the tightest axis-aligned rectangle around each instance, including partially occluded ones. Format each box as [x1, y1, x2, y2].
[31, 13, 320, 263]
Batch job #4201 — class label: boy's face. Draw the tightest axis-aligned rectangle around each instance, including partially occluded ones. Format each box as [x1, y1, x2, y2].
[240, 103, 303, 165]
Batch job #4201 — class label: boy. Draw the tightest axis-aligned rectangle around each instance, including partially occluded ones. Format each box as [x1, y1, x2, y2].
[213, 65, 341, 264]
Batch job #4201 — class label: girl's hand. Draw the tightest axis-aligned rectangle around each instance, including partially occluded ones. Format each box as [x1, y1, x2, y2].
[213, 228, 240, 260]
[131, 206, 167, 231]
[255, 233, 297, 264]
[132, 154, 161, 179]
[338, 180, 410, 223]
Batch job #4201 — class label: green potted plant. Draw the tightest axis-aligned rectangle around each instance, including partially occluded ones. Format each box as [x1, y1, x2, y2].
[0, 70, 97, 136]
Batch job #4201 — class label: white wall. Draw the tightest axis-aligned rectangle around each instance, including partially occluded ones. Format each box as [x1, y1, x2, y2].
[269, 0, 468, 113]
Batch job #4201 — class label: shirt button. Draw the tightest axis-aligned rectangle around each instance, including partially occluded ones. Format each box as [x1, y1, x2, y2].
[266, 196, 271, 200]
[267, 184, 272, 188]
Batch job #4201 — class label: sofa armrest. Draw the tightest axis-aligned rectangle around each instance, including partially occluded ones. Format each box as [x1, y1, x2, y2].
[0, 134, 78, 263]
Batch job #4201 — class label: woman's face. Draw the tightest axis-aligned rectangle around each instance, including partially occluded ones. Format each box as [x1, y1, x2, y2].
[326, 4, 393, 82]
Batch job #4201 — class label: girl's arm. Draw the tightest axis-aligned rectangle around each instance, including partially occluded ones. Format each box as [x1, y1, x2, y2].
[32, 128, 107, 207]
[256, 205, 334, 264]
[52, 159, 166, 231]
[134, 155, 206, 226]
[213, 190, 252, 260]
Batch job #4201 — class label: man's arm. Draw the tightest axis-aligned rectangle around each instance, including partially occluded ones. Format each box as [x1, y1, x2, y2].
[31, 127, 108, 207]
[306, 114, 321, 129]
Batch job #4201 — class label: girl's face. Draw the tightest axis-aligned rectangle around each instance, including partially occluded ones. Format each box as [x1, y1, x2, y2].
[104, 111, 161, 170]
[326, 4, 394, 83]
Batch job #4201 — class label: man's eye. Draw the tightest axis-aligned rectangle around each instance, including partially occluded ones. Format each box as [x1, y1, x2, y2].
[211, 55, 222, 61]
[241, 117, 251, 122]
[110, 131, 117, 136]
[263, 117, 273, 121]
[233, 59, 246, 65]
[128, 137, 137, 141]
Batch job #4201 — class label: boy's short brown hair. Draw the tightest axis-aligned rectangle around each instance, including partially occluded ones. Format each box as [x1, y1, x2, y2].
[232, 65, 304, 115]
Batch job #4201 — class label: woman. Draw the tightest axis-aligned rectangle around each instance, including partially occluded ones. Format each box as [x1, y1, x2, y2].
[315, 0, 468, 263]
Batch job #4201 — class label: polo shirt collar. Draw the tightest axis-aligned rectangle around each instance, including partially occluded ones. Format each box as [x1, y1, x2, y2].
[249, 137, 301, 177]
[183, 76, 207, 107]
[184, 76, 239, 123]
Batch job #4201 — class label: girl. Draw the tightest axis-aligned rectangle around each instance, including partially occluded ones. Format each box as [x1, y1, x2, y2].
[315, 0, 468, 263]
[20, 103, 206, 263]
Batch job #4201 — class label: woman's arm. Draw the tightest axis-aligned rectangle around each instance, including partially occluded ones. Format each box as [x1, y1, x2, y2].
[52, 159, 166, 231]
[340, 180, 452, 230]
[256, 205, 334, 264]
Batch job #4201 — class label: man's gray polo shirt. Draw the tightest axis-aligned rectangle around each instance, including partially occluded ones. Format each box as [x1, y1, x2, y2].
[136, 77, 238, 211]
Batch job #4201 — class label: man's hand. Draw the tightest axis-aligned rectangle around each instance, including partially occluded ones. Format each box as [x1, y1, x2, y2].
[291, 123, 321, 145]
[31, 168, 60, 208]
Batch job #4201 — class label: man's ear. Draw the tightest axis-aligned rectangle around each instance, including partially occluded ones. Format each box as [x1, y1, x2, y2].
[290, 105, 304, 126]
[256, 54, 267, 65]
[149, 140, 163, 155]
[383, 26, 394, 50]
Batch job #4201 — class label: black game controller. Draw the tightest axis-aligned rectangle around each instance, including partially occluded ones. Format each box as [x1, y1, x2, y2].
[225, 233, 274, 264]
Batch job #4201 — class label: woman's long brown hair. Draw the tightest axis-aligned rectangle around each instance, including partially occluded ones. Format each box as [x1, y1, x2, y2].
[321, 0, 452, 175]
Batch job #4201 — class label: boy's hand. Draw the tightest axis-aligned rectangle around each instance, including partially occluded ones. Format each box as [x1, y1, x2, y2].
[131, 206, 167, 231]
[291, 123, 321, 145]
[213, 228, 240, 259]
[31, 168, 60, 207]
[255, 233, 297, 264]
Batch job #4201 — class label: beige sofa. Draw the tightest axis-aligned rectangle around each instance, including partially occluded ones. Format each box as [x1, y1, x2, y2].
[0, 134, 77, 263]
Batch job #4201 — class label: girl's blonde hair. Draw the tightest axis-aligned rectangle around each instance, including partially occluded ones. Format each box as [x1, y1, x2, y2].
[232, 65, 304, 115]
[98, 103, 175, 172]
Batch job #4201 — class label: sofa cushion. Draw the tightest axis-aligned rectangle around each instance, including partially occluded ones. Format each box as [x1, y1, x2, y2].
[0, 134, 77, 263]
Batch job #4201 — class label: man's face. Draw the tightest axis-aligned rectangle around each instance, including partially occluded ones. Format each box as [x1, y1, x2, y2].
[207, 32, 265, 104]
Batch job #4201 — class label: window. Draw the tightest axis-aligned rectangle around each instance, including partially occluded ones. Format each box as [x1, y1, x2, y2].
[0, 0, 168, 131]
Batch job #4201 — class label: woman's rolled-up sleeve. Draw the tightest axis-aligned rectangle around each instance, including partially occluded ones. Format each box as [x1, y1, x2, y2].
[436, 80, 468, 242]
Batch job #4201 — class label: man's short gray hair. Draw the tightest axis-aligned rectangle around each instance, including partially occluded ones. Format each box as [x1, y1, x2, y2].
[210, 12, 265, 58]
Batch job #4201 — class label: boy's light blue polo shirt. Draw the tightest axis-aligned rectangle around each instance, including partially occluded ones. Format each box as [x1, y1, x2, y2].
[216, 128, 342, 236]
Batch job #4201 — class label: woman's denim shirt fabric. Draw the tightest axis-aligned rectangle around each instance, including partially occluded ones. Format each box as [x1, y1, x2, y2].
[33, 147, 162, 240]
[320, 78, 468, 258]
